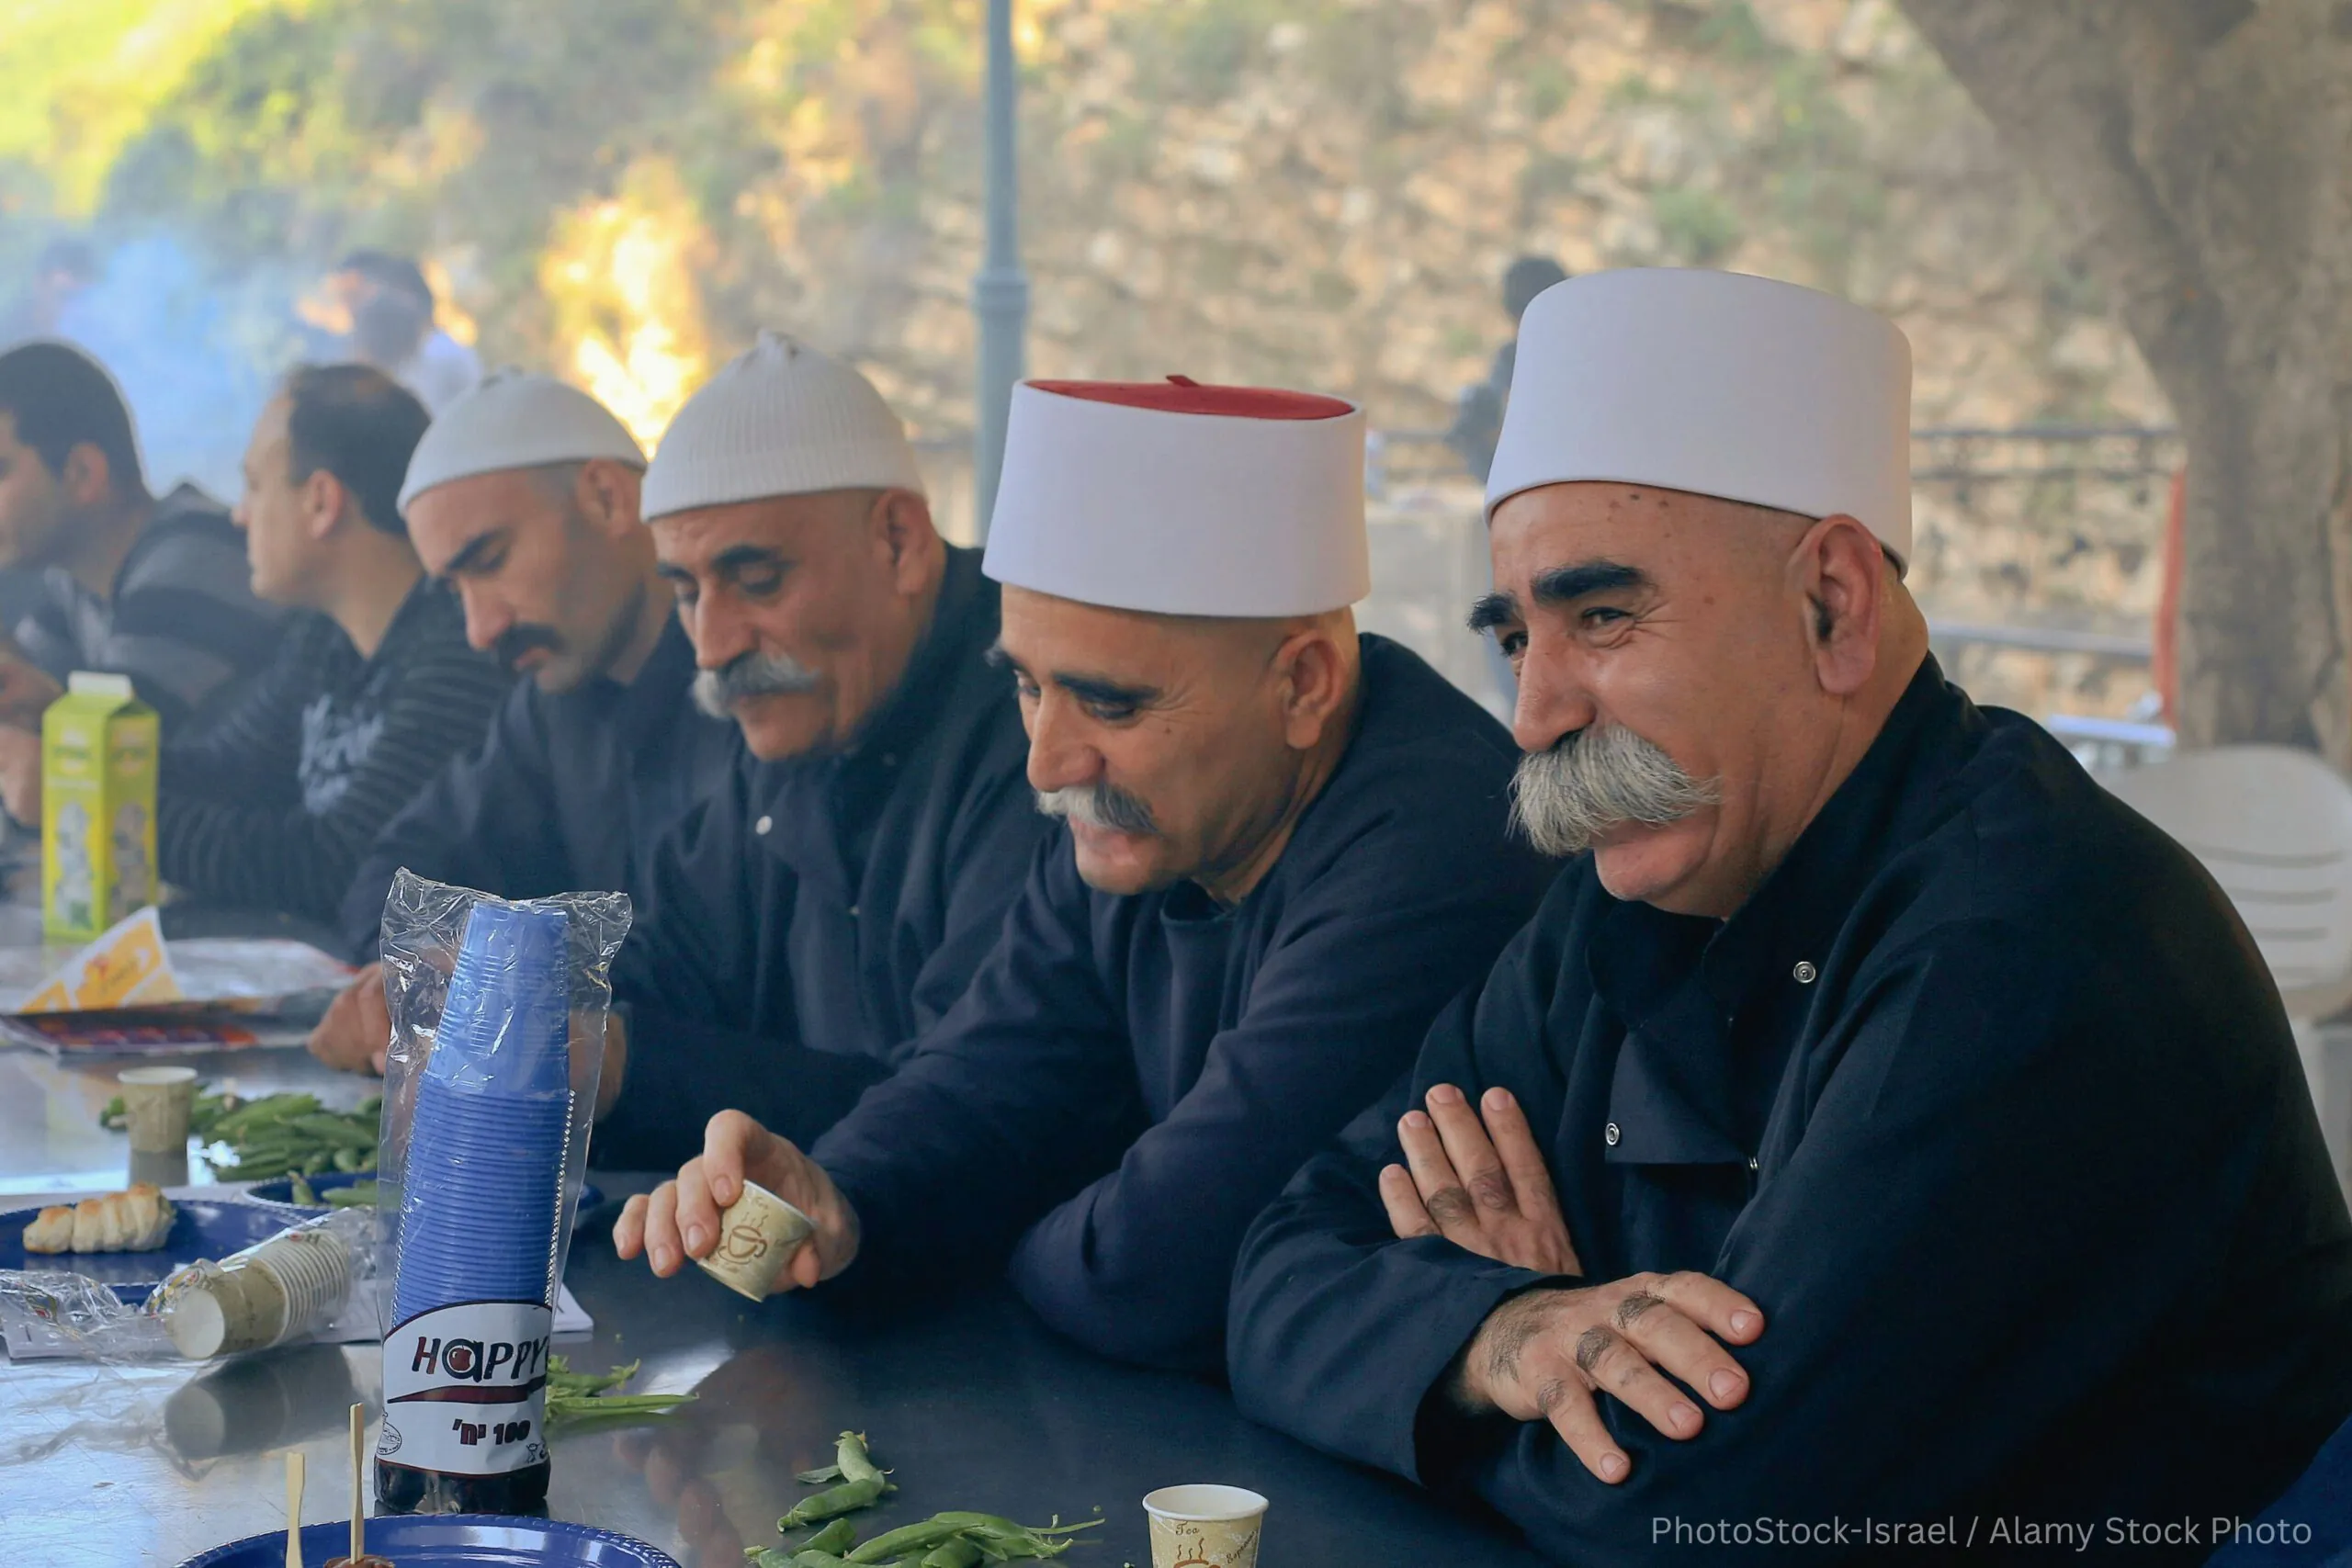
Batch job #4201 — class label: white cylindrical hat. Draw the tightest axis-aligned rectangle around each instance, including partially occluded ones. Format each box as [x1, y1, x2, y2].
[639, 331, 924, 523]
[982, 378, 1370, 617]
[1487, 268, 1914, 558]
[397, 368, 644, 516]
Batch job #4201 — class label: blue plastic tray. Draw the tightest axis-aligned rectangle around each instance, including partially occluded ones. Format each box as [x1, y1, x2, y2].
[177, 1517, 681, 1567]
[0, 1196, 306, 1303]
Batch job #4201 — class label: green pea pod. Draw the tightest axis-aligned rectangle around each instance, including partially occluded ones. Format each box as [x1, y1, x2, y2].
[799, 1518, 858, 1556]
[332, 1145, 368, 1172]
[835, 1430, 886, 1487]
[796, 1465, 845, 1485]
[748, 1551, 796, 1568]
[847, 1521, 970, 1563]
[921, 1539, 985, 1568]
[779, 1477, 886, 1529]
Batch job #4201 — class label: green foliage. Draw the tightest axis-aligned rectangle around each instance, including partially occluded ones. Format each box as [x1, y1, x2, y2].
[1651, 185, 1742, 265]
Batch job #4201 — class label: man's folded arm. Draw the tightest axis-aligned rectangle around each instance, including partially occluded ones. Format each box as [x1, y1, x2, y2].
[1232, 927, 2276, 1563]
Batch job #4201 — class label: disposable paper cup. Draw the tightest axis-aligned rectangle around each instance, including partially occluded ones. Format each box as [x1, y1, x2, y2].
[117, 1066, 198, 1154]
[1143, 1485, 1268, 1568]
[694, 1179, 815, 1302]
[251, 1226, 353, 1336]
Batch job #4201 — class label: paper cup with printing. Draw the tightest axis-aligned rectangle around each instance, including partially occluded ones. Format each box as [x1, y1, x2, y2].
[117, 1066, 198, 1155]
[695, 1179, 816, 1302]
[1144, 1485, 1268, 1568]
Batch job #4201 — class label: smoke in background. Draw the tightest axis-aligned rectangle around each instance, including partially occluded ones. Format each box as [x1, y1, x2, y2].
[31, 231, 313, 503]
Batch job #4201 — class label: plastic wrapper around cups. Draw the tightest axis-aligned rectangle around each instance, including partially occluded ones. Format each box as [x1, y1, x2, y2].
[373, 870, 632, 1338]
[0, 1206, 378, 1363]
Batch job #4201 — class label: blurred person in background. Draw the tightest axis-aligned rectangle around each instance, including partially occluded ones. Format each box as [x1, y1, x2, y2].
[0, 341, 289, 774]
[4, 236, 98, 342]
[1444, 254, 1569, 484]
[330, 249, 480, 415]
[308, 370, 743, 1062]
[3, 365, 512, 926]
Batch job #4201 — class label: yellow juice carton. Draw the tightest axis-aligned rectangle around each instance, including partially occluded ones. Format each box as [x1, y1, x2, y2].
[40, 671, 159, 942]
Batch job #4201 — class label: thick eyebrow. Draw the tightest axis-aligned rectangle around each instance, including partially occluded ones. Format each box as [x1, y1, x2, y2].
[438, 528, 508, 579]
[1467, 592, 1516, 633]
[712, 543, 786, 577]
[1532, 560, 1649, 605]
[986, 641, 1159, 706]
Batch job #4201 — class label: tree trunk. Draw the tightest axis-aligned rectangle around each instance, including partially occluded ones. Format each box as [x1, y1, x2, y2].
[1896, 0, 2352, 759]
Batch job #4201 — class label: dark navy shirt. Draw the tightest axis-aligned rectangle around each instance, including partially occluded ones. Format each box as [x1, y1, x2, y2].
[812, 635, 1556, 1373]
[339, 612, 740, 958]
[1229, 660, 2352, 1562]
[593, 547, 1049, 1170]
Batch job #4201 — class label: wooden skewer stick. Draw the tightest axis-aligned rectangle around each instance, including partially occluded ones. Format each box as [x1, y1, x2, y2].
[285, 1450, 305, 1568]
[348, 1403, 366, 1565]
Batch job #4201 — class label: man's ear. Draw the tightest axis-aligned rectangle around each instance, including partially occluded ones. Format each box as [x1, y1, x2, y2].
[578, 459, 642, 538]
[58, 443, 117, 510]
[1272, 625, 1351, 750]
[871, 489, 944, 595]
[1794, 513, 1883, 698]
[303, 468, 346, 540]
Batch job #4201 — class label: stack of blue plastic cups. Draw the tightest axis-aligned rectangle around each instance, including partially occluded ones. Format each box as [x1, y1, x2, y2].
[390, 904, 573, 1325]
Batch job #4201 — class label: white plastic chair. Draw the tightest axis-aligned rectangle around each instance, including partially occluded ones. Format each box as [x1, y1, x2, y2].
[2100, 745, 2352, 1189]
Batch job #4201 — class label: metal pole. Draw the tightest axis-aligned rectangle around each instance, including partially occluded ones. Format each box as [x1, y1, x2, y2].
[971, 0, 1030, 539]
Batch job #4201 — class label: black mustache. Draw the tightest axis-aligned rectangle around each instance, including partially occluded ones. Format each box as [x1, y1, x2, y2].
[492, 625, 563, 669]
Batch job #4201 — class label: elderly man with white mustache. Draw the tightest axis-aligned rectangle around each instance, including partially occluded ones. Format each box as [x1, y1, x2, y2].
[1226, 269, 2352, 1562]
[616, 376, 1555, 1371]
[583, 334, 1051, 1168]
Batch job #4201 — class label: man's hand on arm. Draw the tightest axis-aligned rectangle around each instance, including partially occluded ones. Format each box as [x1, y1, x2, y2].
[1383, 1082, 1582, 1276]
[308, 963, 390, 1076]
[1451, 1272, 1764, 1485]
[614, 1111, 863, 1291]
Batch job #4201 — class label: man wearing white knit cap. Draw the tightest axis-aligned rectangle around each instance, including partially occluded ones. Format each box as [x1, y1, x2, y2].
[1230, 269, 2352, 1555]
[617, 374, 1554, 1371]
[308, 370, 742, 1072]
[588, 333, 1049, 1169]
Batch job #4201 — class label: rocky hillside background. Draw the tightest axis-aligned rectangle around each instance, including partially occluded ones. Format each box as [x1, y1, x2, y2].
[1, 0, 2176, 720]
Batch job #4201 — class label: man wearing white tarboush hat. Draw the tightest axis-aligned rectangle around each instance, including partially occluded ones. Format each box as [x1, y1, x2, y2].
[306, 369, 742, 1070]
[1228, 269, 2352, 1553]
[616, 375, 1555, 1371]
[585, 333, 1049, 1169]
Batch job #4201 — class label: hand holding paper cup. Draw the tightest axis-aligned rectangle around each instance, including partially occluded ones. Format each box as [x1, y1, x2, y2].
[1144, 1484, 1268, 1568]
[694, 1179, 816, 1302]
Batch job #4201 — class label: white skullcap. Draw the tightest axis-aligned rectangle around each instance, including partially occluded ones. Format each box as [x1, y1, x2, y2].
[639, 332, 924, 522]
[1487, 268, 1914, 558]
[983, 378, 1370, 617]
[397, 368, 644, 515]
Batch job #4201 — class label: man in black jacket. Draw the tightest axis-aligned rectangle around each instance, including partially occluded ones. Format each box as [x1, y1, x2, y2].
[1, 364, 507, 925]
[309, 370, 741, 1066]
[582, 333, 1051, 1168]
[1227, 268, 2352, 1562]
[614, 376, 1555, 1371]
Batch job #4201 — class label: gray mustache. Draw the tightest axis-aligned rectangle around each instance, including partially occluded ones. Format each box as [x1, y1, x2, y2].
[693, 650, 823, 717]
[1035, 781, 1159, 837]
[1510, 725, 1718, 857]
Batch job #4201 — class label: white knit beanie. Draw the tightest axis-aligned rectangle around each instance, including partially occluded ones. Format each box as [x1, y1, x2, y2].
[639, 332, 925, 523]
[398, 368, 645, 516]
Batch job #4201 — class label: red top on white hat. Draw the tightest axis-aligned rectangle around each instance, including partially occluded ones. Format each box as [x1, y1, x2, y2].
[1031, 376, 1355, 422]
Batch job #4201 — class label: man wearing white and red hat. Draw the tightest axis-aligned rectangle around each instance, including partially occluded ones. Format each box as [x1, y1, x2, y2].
[616, 374, 1555, 1371]
[1228, 269, 2352, 1557]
